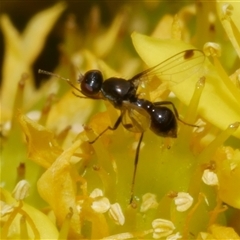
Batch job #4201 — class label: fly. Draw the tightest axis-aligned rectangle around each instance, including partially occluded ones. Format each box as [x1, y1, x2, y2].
[39, 48, 205, 204]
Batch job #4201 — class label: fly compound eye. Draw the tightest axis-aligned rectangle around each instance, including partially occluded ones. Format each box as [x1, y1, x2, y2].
[80, 70, 103, 96]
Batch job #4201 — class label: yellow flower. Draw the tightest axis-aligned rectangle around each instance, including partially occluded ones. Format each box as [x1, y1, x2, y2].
[1, 1, 240, 239]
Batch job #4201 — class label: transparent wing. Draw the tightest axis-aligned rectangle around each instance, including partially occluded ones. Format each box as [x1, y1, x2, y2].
[130, 49, 205, 87]
[121, 101, 151, 133]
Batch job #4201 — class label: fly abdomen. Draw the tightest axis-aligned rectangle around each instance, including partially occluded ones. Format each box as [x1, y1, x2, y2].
[150, 106, 177, 138]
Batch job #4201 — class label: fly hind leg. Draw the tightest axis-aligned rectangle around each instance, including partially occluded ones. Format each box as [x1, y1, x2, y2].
[154, 101, 198, 128]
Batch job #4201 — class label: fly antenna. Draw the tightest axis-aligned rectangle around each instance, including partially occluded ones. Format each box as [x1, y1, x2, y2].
[38, 69, 70, 82]
[38, 69, 82, 93]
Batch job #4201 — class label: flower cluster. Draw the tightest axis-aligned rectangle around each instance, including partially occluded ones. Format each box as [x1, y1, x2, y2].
[1, 1, 240, 239]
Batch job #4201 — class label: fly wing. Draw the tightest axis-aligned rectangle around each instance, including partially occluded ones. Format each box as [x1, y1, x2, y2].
[121, 101, 151, 133]
[130, 49, 205, 88]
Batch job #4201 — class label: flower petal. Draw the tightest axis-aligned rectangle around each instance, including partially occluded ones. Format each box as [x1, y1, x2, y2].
[210, 224, 240, 239]
[216, 1, 240, 58]
[22, 2, 66, 63]
[217, 149, 240, 209]
[17, 112, 63, 168]
[37, 139, 82, 236]
[1, 188, 59, 239]
[131, 32, 240, 139]
[1, 2, 66, 119]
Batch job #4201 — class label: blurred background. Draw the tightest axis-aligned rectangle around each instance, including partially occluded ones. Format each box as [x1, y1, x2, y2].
[0, 0, 193, 87]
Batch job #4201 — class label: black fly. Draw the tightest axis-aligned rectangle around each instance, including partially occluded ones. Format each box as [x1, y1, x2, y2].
[39, 49, 205, 204]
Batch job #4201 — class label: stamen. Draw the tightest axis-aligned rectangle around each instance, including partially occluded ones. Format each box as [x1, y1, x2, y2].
[91, 197, 110, 213]
[181, 76, 205, 136]
[102, 232, 134, 239]
[39, 93, 56, 125]
[166, 232, 182, 240]
[0, 202, 14, 217]
[204, 42, 240, 103]
[140, 193, 158, 212]
[108, 203, 125, 226]
[203, 42, 221, 57]
[220, 3, 240, 58]
[152, 218, 175, 239]
[20, 216, 29, 239]
[12, 180, 30, 201]
[222, 3, 233, 18]
[174, 192, 194, 212]
[58, 208, 73, 240]
[198, 122, 239, 165]
[202, 169, 219, 186]
[14, 73, 28, 108]
[90, 188, 104, 198]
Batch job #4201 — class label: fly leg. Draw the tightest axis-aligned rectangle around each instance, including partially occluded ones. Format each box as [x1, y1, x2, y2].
[154, 101, 198, 128]
[130, 132, 144, 205]
[88, 114, 123, 144]
[88, 111, 144, 206]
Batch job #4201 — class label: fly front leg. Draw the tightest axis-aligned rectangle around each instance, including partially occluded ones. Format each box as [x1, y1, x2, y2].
[154, 101, 198, 128]
[88, 113, 123, 144]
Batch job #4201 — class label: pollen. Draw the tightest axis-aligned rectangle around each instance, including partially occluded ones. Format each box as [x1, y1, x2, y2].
[102, 232, 134, 239]
[140, 193, 158, 212]
[132, 140, 145, 151]
[152, 218, 175, 239]
[12, 180, 30, 201]
[203, 42, 222, 57]
[91, 197, 110, 213]
[166, 232, 182, 240]
[90, 188, 104, 198]
[202, 169, 219, 186]
[221, 3, 233, 17]
[0, 202, 14, 217]
[108, 203, 125, 226]
[173, 192, 193, 212]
